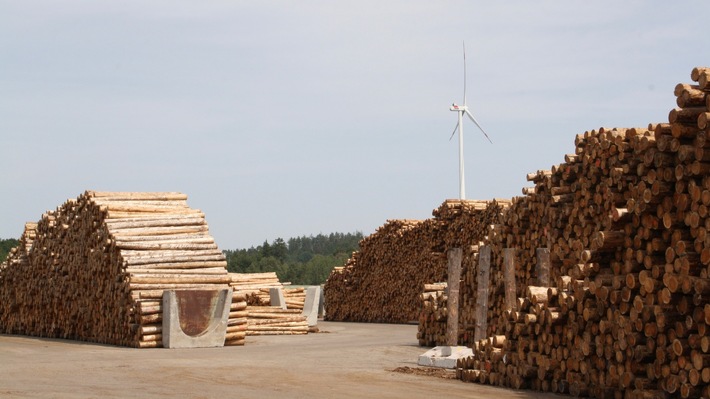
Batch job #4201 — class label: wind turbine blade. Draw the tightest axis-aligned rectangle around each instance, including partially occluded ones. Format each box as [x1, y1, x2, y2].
[462, 41, 467, 105]
[449, 121, 460, 141]
[465, 109, 493, 144]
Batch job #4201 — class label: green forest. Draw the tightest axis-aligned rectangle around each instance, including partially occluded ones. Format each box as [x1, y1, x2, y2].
[0, 233, 362, 286]
[0, 238, 19, 264]
[224, 232, 363, 285]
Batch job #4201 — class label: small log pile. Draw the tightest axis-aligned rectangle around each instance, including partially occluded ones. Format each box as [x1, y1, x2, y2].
[228, 272, 309, 335]
[0, 191, 246, 347]
[283, 287, 306, 310]
[228, 271, 306, 310]
[243, 287, 306, 310]
[417, 282, 447, 346]
[453, 67, 710, 398]
[246, 306, 309, 336]
[229, 272, 283, 306]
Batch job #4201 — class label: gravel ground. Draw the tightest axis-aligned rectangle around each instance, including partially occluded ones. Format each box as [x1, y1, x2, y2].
[0, 321, 559, 399]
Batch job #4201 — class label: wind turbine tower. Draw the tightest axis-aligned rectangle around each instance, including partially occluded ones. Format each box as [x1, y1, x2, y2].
[449, 42, 492, 200]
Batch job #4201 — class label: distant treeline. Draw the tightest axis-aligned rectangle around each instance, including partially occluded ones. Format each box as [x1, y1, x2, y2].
[223, 232, 363, 285]
[0, 238, 19, 264]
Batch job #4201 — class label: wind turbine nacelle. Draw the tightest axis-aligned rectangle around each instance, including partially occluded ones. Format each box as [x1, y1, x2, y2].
[450, 103, 468, 112]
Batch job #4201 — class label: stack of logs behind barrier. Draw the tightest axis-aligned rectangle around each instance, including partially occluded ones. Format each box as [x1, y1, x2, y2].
[0, 191, 247, 347]
[228, 272, 310, 334]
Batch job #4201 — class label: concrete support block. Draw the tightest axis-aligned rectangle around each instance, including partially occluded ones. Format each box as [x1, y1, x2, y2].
[269, 287, 286, 309]
[318, 285, 325, 318]
[302, 286, 321, 326]
[418, 346, 473, 369]
[162, 288, 232, 349]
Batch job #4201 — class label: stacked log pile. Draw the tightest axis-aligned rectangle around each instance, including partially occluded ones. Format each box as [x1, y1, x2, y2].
[325, 200, 503, 324]
[246, 306, 309, 335]
[435, 199, 509, 340]
[228, 272, 309, 335]
[324, 219, 441, 323]
[283, 287, 307, 310]
[243, 286, 306, 310]
[0, 191, 246, 347]
[453, 67, 710, 398]
[229, 271, 306, 308]
[415, 201, 509, 345]
[229, 272, 283, 305]
[417, 282, 447, 346]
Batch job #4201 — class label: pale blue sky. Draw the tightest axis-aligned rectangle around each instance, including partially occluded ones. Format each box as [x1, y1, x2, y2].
[1, 1, 707, 248]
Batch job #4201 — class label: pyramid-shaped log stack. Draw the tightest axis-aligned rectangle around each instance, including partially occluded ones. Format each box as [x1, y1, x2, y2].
[0, 191, 246, 347]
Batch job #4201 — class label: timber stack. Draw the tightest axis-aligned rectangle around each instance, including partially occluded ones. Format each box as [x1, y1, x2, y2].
[325, 200, 503, 323]
[247, 287, 306, 310]
[417, 282, 447, 346]
[453, 67, 710, 398]
[324, 218, 440, 322]
[283, 287, 307, 310]
[228, 272, 310, 334]
[0, 191, 246, 347]
[246, 306, 309, 336]
[229, 272, 284, 305]
[229, 272, 306, 310]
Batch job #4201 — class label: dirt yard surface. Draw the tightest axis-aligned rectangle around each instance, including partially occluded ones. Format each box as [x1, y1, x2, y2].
[0, 321, 558, 398]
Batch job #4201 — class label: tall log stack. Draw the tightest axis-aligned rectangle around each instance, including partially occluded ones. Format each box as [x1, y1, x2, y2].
[323, 67, 709, 397]
[452, 67, 710, 398]
[0, 191, 247, 347]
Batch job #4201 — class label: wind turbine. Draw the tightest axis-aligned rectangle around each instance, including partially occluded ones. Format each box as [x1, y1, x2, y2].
[449, 42, 492, 200]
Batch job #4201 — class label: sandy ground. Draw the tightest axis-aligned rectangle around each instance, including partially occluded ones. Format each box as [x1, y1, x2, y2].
[0, 321, 559, 399]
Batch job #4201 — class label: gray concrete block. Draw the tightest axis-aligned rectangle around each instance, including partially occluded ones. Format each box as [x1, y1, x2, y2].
[302, 286, 321, 326]
[162, 288, 232, 349]
[269, 287, 286, 309]
[318, 284, 325, 318]
[417, 346, 473, 369]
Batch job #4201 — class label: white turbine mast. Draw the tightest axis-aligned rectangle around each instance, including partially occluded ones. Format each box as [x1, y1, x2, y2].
[449, 41, 492, 200]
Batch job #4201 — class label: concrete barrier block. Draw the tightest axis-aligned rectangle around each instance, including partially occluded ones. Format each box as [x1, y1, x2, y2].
[318, 285, 325, 318]
[418, 346, 473, 369]
[269, 287, 286, 309]
[302, 286, 321, 326]
[162, 288, 232, 349]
